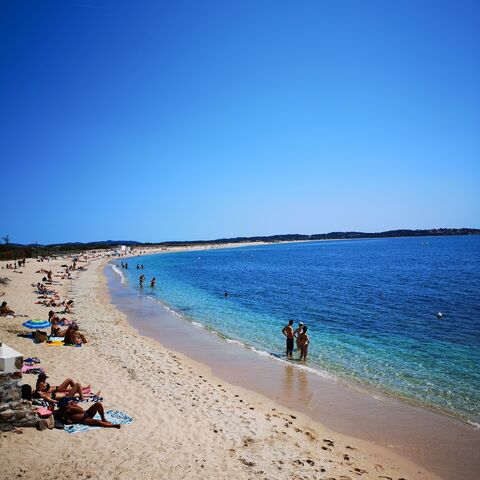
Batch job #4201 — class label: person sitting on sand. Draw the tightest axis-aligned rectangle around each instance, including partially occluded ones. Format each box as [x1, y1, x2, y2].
[55, 398, 120, 429]
[50, 318, 68, 338]
[64, 324, 87, 345]
[61, 299, 74, 314]
[34, 373, 89, 404]
[0, 301, 14, 316]
[297, 326, 310, 361]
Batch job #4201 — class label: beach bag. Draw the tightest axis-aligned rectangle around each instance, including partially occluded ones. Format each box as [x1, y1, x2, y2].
[21, 384, 32, 400]
[34, 330, 48, 343]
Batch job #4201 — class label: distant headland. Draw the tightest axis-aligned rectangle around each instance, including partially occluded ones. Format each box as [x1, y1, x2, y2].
[1, 228, 479, 260]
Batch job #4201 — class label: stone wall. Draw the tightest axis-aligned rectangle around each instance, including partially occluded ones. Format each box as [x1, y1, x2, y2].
[0, 372, 37, 430]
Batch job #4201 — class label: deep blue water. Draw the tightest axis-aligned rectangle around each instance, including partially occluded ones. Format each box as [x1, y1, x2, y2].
[113, 236, 480, 425]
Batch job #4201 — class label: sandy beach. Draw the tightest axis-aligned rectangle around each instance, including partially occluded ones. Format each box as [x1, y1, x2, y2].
[0, 248, 477, 480]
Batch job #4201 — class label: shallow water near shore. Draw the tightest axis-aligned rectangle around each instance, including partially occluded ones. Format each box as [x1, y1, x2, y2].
[113, 236, 480, 425]
[105, 256, 480, 480]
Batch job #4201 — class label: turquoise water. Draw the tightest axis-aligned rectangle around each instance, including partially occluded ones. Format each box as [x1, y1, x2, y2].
[113, 236, 480, 425]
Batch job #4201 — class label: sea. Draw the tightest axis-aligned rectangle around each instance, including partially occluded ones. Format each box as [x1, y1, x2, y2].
[111, 235, 480, 426]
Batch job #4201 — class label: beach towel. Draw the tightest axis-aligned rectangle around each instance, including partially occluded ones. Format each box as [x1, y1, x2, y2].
[31, 395, 103, 408]
[44, 341, 64, 347]
[74, 395, 104, 404]
[35, 407, 53, 417]
[23, 357, 41, 365]
[48, 336, 65, 342]
[63, 410, 132, 434]
[21, 365, 46, 375]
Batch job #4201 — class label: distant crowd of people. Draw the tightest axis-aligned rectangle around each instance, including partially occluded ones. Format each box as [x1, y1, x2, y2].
[1, 255, 124, 430]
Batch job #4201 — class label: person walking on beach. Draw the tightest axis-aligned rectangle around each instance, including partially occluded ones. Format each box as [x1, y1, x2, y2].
[294, 322, 304, 352]
[297, 326, 310, 361]
[282, 320, 295, 359]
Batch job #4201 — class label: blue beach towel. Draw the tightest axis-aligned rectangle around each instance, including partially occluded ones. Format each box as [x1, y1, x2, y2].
[64, 410, 132, 434]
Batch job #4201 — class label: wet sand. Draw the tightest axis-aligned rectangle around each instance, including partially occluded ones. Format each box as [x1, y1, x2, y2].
[106, 263, 480, 480]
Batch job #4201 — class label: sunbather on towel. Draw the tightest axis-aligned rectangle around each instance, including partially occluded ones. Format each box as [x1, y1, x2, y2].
[0, 301, 14, 316]
[51, 322, 68, 338]
[48, 310, 73, 325]
[34, 373, 89, 404]
[64, 324, 87, 345]
[56, 399, 121, 429]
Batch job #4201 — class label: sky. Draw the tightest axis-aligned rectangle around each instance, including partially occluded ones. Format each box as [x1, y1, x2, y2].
[1, 0, 479, 244]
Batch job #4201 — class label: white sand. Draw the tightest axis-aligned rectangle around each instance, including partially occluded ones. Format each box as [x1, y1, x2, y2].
[0, 251, 438, 480]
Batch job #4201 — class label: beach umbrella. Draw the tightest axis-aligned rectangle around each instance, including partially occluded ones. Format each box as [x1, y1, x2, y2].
[23, 319, 51, 329]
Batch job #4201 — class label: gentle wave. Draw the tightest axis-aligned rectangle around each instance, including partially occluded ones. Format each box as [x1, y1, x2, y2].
[136, 285, 337, 381]
[111, 264, 126, 284]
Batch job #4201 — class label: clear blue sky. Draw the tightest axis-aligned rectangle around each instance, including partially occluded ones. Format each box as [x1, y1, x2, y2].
[1, 0, 479, 244]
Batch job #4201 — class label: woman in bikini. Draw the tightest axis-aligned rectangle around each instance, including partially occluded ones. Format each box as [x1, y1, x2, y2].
[34, 373, 89, 404]
[0, 301, 14, 316]
[297, 325, 310, 361]
[56, 399, 120, 429]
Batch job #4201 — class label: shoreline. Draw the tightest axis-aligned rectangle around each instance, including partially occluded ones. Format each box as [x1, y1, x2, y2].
[119, 241, 479, 428]
[110, 254, 477, 429]
[0, 249, 477, 479]
[105, 256, 480, 480]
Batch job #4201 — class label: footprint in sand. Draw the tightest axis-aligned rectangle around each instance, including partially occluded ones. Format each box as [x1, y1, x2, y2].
[354, 467, 368, 475]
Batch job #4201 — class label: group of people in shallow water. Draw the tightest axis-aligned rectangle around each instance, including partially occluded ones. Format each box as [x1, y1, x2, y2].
[139, 274, 156, 288]
[282, 320, 310, 361]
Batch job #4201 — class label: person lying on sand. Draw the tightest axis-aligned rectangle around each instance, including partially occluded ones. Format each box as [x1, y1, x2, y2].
[34, 374, 89, 404]
[55, 399, 121, 429]
[36, 297, 60, 307]
[48, 310, 74, 326]
[36, 283, 58, 295]
[0, 301, 14, 316]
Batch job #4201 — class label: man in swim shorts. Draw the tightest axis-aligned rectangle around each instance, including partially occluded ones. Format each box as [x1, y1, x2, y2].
[282, 320, 295, 359]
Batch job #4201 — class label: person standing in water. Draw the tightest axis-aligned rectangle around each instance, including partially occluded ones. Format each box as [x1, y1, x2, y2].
[282, 320, 295, 359]
[294, 322, 304, 352]
[139, 274, 145, 288]
[297, 326, 310, 361]
[150, 277, 156, 288]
